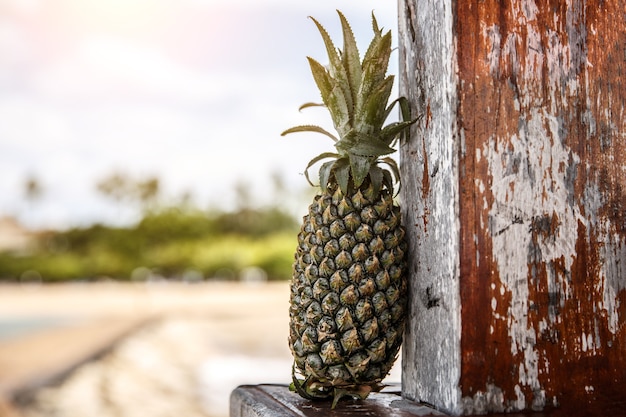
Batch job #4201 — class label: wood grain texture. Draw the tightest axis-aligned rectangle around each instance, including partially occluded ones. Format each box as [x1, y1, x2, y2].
[229, 385, 448, 417]
[398, 0, 462, 414]
[399, 0, 626, 414]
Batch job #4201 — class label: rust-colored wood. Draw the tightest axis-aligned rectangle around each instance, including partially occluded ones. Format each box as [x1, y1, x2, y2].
[457, 0, 626, 412]
[400, 0, 626, 414]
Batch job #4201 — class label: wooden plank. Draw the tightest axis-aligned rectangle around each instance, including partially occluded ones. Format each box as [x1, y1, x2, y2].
[229, 385, 448, 417]
[398, 0, 462, 414]
[399, 0, 626, 414]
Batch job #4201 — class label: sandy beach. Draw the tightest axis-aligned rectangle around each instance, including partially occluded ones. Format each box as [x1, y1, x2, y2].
[0, 281, 293, 417]
[0, 281, 402, 417]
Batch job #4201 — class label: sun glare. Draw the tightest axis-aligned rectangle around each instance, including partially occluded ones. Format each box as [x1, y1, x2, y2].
[50, 0, 169, 37]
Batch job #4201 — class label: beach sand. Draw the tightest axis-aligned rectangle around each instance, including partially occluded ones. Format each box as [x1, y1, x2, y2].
[0, 281, 401, 417]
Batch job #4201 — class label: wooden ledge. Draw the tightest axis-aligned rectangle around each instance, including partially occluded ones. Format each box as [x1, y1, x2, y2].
[230, 384, 448, 417]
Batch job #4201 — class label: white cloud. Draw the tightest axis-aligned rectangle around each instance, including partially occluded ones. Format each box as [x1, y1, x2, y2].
[4, 0, 42, 13]
[0, 0, 400, 228]
[186, 0, 395, 15]
[33, 36, 224, 101]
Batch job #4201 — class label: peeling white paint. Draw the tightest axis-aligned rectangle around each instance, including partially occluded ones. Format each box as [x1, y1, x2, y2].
[485, 108, 584, 394]
[483, 24, 502, 74]
[461, 384, 506, 415]
[476, 178, 486, 194]
[480, 0, 626, 409]
[401, 0, 625, 414]
[599, 234, 626, 335]
[479, 0, 596, 405]
[513, 384, 526, 411]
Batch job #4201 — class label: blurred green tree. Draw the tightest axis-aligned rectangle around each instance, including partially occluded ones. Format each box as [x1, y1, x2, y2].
[96, 172, 130, 205]
[96, 172, 161, 214]
[136, 177, 160, 212]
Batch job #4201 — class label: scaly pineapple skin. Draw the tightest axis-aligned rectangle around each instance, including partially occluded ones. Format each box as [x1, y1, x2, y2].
[289, 182, 407, 393]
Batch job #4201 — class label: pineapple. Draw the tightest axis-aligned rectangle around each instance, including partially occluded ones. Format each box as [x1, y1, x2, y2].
[282, 11, 416, 407]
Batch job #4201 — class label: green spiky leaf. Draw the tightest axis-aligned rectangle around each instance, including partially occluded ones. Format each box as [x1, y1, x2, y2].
[342, 133, 395, 157]
[307, 57, 351, 135]
[380, 120, 417, 145]
[304, 152, 340, 186]
[383, 96, 408, 123]
[308, 16, 341, 76]
[333, 130, 357, 154]
[358, 27, 391, 109]
[357, 75, 395, 134]
[291, 364, 331, 401]
[334, 158, 351, 194]
[371, 11, 381, 33]
[349, 154, 375, 189]
[382, 168, 394, 194]
[369, 165, 384, 198]
[337, 10, 361, 109]
[331, 389, 348, 409]
[335, 131, 394, 158]
[299, 102, 325, 111]
[310, 16, 354, 114]
[327, 84, 351, 134]
[382, 96, 419, 145]
[361, 13, 383, 71]
[306, 57, 333, 104]
[381, 157, 401, 182]
[330, 385, 373, 409]
[319, 160, 335, 192]
[281, 125, 338, 142]
[283, 11, 419, 195]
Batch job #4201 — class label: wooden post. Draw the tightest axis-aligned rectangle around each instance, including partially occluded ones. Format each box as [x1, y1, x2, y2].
[398, 0, 626, 415]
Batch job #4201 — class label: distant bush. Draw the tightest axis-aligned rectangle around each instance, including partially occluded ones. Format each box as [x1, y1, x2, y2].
[0, 207, 299, 282]
[212, 207, 298, 236]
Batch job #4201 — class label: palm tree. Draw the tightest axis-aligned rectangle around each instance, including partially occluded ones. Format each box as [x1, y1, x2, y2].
[23, 174, 44, 224]
[136, 177, 160, 212]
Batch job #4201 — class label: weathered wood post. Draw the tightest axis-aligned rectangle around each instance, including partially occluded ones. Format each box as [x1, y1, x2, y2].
[398, 0, 626, 415]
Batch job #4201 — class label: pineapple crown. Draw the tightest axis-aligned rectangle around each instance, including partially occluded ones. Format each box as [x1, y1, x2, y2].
[282, 10, 416, 197]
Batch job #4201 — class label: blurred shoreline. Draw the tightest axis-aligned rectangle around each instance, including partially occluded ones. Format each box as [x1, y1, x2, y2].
[0, 281, 401, 417]
[0, 280, 291, 323]
[0, 281, 293, 417]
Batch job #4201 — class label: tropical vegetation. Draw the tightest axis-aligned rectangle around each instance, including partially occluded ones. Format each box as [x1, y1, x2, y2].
[0, 173, 304, 282]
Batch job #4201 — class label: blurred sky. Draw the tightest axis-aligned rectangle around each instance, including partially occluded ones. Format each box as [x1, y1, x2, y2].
[0, 0, 399, 229]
